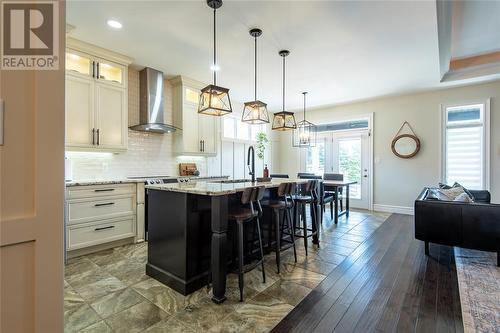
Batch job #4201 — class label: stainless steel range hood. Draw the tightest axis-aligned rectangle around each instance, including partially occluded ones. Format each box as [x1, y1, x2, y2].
[129, 67, 179, 133]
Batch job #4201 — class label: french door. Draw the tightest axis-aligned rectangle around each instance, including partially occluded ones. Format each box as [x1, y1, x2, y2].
[304, 130, 371, 209]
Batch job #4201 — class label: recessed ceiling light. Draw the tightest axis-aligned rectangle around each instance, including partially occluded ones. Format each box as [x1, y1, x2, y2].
[210, 64, 220, 71]
[106, 19, 122, 29]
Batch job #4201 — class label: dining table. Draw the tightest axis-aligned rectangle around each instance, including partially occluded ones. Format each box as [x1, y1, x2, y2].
[322, 180, 358, 224]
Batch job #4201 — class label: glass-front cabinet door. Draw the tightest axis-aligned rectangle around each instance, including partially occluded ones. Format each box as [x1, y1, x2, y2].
[96, 60, 124, 85]
[66, 50, 92, 77]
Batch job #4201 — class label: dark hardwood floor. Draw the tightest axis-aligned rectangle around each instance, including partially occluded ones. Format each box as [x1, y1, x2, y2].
[272, 213, 464, 333]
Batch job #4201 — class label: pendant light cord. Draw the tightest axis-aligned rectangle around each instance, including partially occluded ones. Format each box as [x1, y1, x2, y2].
[282, 56, 286, 111]
[213, 8, 217, 86]
[303, 92, 306, 121]
[254, 36, 257, 101]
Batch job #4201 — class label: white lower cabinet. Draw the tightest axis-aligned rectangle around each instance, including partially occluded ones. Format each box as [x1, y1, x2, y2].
[67, 216, 136, 251]
[65, 183, 137, 252]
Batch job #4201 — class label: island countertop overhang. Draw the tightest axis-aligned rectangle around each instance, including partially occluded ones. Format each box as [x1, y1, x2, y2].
[145, 179, 308, 196]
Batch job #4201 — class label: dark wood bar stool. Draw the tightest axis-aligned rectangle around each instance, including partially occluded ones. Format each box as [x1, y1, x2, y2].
[320, 182, 335, 221]
[261, 182, 297, 274]
[293, 179, 321, 255]
[228, 186, 266, 302]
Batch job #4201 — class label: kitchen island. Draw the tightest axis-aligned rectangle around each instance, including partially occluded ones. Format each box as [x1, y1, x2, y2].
[145, 178, 308, 304]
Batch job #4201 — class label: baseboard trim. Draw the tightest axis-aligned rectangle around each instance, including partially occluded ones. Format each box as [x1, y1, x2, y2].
[373, 204, 414, 215]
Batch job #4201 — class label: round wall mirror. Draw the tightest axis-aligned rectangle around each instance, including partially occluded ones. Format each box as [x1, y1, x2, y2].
[391, 134, 420, 158]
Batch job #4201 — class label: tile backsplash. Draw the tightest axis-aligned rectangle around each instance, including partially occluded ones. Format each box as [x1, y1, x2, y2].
[67, 130, 208, 180]
[66, 68, 207, 181]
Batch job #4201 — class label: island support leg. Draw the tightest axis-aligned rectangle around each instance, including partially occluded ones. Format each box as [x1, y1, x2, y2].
[211, 196, 228, 304]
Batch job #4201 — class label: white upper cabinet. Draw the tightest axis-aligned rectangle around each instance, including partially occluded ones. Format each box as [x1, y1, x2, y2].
[170, 76, 218, 156]
[65, 38, 132, 152]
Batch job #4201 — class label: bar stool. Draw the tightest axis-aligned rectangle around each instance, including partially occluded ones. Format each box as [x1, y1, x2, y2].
[293, 179, 321, 256]
[261, 182, 297, 273]
[228, 186, 266, 302]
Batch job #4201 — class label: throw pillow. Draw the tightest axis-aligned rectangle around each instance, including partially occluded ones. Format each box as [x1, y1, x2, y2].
[438, 182, 475, 201]
[452, 182, 475, 201]
[439, 187, 467, 200]
[454, 192, 473, 203]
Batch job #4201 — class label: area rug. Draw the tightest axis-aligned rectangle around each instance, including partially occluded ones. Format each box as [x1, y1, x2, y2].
[454, 247, 500, 333]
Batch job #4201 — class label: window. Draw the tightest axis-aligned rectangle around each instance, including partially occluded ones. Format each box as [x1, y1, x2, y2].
[237, 121, 250, 140]
[223, 116, 266, 141]
[223, 117, 235, 138]
[305, 140, 325, 175]
[443, 102, 489, 190]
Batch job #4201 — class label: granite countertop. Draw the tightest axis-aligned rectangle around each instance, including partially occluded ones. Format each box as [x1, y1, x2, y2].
[65, 176, 230, 187]
[65, 179, 143, 187]
[146, 178, 307, 196]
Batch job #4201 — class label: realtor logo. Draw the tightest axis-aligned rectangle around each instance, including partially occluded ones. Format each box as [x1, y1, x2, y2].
[1, 1, 59, 70]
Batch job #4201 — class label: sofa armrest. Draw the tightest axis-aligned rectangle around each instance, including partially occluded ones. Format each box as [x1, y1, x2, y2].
[414, 199, 462, 246]
[469, 190, 491, 204]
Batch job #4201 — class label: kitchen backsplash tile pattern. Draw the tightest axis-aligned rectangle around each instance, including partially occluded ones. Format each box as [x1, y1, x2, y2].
[67, 69, 208, 180]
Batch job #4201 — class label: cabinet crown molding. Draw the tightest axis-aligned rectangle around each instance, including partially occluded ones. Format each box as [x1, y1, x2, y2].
[169, 75, 207, 90]
[67, 37, 134, 65]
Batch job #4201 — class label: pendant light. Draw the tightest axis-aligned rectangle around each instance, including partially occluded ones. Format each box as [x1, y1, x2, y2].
[293, 92, 317, 147]
[198, 0, 232, 116]
[272, 50, 296, 131]
[242, 28, 269, 124]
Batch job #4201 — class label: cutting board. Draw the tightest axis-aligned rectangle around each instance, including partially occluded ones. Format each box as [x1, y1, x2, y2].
[179, 163, 198, 176]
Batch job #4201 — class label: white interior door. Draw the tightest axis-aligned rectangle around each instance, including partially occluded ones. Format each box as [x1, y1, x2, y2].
[0, 1, 65, 330]
[331, 131, 370, 209]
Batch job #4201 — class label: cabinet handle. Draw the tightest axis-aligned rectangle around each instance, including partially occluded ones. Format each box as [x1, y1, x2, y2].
[92, 61, 95, 78]
[94, 188, 115, 192]
[202, 140, 204, 152]
[97, 62, 100, 79]
[200, 140, 202, 152]
[92, 128, 95, 145]
[96, 129, 100, 145]
[94, 202, 114, 207]
[95, 225, 115, 231]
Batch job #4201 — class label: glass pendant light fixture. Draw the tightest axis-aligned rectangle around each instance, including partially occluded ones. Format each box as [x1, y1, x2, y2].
[293, 92, 317, 147]
[198, 0, 232, 116]
[242, 28, 269, 124]
[272, 50, 297, 131]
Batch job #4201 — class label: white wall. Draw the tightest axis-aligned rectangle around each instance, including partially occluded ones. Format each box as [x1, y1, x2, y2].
[278, 80, 500, 208]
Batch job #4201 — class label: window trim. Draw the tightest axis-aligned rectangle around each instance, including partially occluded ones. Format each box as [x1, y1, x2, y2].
[440, 99, 490, 190]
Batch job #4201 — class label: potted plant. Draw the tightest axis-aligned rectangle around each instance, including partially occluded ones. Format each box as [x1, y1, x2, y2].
[256, 132, 268, 169]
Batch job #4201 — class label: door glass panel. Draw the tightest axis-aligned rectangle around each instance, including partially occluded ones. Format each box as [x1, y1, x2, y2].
[305, 140, 325, 175]
[338, 138, 362, 199]
[66, 52, 91, 76]
[98, 62, 123, 84]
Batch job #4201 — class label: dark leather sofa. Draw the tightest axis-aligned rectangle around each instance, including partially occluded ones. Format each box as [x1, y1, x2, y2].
[415, 188, 499, 266]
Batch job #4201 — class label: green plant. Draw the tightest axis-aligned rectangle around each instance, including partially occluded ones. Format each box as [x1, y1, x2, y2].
[256, 132, 268, 160]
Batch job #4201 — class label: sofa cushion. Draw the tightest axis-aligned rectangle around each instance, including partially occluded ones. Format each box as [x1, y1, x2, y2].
[454, 192, 473, 203]
[427, 187, 467, 201]
[439, 182, 475, 201]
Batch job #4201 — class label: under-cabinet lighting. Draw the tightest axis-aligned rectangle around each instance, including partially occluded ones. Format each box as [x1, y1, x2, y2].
[66, 151, 113, 159]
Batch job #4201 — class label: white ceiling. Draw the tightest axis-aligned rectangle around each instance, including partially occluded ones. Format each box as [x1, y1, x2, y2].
[451, 0, 500, 59]
[67, 0, 495, 111]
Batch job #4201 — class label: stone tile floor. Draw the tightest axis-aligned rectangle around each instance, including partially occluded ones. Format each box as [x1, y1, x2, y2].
[64, 209, 390, 333]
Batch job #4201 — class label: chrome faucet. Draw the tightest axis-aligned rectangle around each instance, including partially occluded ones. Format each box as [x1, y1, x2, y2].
[247, 146, 255, 183]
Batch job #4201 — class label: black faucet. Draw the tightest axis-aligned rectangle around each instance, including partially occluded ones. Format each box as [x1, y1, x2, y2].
[247, 146, 255, 183]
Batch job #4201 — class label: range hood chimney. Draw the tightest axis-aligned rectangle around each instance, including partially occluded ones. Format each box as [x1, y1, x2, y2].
[129, 67, 179, 133]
